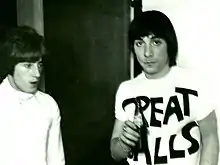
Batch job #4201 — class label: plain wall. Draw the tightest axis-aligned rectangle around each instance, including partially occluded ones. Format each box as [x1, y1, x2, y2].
[43, 0, 130, 165]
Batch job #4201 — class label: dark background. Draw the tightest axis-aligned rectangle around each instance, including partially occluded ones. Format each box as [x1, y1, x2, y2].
[0, 0, 17, 41]
[43, 0, 130, 165]
[0, 0, 17, 81]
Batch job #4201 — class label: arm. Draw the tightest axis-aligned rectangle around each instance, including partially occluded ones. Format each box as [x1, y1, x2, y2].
[110, 119, 140, 161]
[198, 110, 219, 165]
[47, 106, 65, 165]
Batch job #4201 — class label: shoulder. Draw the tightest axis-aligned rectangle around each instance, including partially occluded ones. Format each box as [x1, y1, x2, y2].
[0, 83, 5, 96]
[115, 73, 145, 101]
[36, 91, 60, 116]
[36, 91, 58, 104]
[0, 78, 9, 94]
[118, 73, 145, 90]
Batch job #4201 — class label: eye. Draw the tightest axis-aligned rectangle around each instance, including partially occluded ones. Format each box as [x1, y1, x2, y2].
[37, 62, 43, 68]
[23, 63, 32, 69]
[151, 39, 162, 46]
[135, 40, 145, 47]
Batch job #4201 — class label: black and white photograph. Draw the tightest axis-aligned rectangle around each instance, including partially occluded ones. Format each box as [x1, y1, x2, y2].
[0, 0, 219, 165]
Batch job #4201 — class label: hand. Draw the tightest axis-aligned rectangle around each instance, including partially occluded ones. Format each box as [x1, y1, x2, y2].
[119, 120, 140, 148]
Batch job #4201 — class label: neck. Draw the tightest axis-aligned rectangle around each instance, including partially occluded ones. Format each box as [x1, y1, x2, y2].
[7, 75, 19, 91]
[144, 65, 171, 79]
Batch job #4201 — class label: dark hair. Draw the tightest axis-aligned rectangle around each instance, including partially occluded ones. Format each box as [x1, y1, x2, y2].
[0, 25, 46, 75]
[128, 10, 178, 66]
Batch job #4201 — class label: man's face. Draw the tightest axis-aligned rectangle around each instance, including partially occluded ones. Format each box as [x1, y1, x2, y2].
[134, 34, 170, 78]
[10, 58, 43, 94]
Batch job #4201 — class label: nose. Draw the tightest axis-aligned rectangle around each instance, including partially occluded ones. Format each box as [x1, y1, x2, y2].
[144, 44, 153, 57]
[32, 64, 41, 78]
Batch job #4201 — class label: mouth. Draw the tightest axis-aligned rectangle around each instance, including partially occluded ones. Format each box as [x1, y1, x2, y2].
[144, 61, 157, 64]
[30, 81, 39, 86]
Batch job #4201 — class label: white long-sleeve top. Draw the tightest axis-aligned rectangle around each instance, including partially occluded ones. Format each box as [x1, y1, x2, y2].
[0, 77, 65, 165]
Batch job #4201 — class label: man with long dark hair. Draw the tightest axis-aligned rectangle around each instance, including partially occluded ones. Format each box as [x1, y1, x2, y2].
[111, 10, 219, 165]
[0, 26, 65, 165]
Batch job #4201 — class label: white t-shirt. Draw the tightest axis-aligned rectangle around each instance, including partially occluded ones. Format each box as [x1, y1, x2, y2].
[115, 66, 215, 165]
[0, 77, 65, 165]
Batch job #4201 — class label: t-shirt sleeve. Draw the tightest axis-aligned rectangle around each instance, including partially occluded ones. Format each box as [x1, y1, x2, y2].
[114, 82, 136, 122]
[194, 74, 218, 121]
